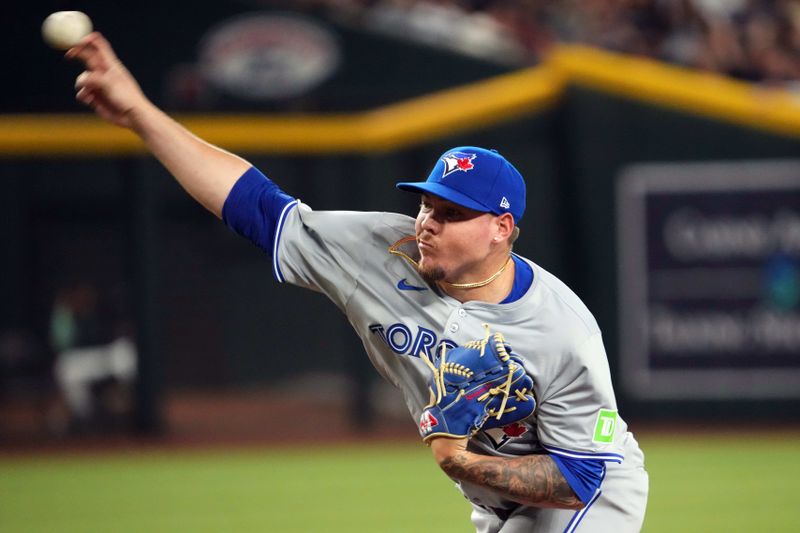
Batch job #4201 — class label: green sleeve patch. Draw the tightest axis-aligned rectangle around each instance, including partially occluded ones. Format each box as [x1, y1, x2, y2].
[593, 409, 618, 444]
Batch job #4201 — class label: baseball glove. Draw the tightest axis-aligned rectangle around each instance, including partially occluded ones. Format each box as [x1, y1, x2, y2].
[418, 324, 536, 443]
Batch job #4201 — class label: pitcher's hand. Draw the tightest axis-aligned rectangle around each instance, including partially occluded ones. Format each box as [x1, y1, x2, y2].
[67, 32, 151, 129]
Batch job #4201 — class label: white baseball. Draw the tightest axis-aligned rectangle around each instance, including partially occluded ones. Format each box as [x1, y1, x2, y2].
[42, 11, 93, 50]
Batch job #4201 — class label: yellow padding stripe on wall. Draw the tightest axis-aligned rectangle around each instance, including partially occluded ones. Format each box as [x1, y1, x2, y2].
[3, 44, 800, 157]
[0, 66, 564, 156]
[550, 45, 800, 138]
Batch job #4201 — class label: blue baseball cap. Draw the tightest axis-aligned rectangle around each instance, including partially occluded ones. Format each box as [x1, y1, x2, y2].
[396, 146, 526, 223]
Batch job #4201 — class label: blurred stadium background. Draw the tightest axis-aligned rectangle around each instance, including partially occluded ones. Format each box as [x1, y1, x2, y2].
[2, 1, 800, 531]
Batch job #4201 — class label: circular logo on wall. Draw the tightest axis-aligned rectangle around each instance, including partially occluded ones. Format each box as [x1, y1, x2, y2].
[198, 13, 341, 100]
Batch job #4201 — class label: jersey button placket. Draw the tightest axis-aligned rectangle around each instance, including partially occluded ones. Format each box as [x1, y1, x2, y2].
[448, 308, 467, 334]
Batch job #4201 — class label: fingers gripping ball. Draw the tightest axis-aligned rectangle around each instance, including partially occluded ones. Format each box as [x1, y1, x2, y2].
[418, 325, 536, 442]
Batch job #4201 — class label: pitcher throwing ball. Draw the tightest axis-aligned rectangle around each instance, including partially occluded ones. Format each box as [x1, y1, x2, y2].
[67, 32, 648, 532]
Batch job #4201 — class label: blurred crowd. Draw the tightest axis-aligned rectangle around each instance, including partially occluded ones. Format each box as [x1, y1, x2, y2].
[315, 0, 800, 87]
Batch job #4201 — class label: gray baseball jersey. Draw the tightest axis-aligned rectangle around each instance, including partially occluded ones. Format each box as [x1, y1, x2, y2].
[263, 201, 648, 532]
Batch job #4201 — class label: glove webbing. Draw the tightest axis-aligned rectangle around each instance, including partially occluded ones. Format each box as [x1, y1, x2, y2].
[420, 323, 518, 421]
[420, 339, 447, 405]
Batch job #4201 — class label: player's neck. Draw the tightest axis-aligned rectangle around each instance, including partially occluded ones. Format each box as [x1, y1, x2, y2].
[439, 254, 515, 304]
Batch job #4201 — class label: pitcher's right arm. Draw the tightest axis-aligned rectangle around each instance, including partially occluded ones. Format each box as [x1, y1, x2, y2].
[68, 32, 250, 218]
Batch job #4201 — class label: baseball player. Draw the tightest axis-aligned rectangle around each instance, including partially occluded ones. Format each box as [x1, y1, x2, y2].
[68, 33, 648, 532]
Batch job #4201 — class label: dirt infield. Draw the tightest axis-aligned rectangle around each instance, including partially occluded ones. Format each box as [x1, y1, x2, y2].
[163, 389, 418, 445]
[0, 388, 419, 456]
[3, 387, 799, 456]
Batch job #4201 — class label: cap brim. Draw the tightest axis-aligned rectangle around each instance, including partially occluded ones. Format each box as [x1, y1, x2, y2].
[396, 181, 491, 214]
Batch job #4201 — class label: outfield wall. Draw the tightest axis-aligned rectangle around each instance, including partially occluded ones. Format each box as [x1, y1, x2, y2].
[2, 45, 799, 431]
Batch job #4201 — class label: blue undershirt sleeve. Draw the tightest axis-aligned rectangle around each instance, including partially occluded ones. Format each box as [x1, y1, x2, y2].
[549, 454, 607, 504]
[221, 166, 296, 256]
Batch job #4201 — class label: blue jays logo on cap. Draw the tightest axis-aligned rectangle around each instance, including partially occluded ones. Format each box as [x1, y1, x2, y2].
[395, 146, 526, 224]
[441, 152, 476, 177]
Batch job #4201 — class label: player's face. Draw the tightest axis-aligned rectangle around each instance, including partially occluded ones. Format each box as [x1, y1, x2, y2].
[415, 194, 498, 283]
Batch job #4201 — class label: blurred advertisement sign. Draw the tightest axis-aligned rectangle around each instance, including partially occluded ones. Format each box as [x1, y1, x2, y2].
[198, 13, 341, 100]
[617, 161, 800, 399]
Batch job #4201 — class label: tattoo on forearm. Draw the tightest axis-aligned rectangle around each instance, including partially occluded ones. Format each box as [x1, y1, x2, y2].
[439, 453, 584, 509]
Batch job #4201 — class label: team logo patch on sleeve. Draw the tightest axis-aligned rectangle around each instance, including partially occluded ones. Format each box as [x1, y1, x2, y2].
[483, 422, 528, 449]
[419, 410, 439, 435]
[593, 409, 618, 444]
[502, 422, 527, 437]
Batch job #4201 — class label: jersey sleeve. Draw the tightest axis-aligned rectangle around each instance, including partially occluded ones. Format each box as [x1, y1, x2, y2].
[535, 333, 626, 464]
[274, 202, 384, 310]
[220, 165, 384, 309]
[549, 454, 606, 505]
[221, 166, 298, 256]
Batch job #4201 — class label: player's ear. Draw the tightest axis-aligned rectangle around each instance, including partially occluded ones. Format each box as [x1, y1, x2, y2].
[494, 213, 515, 243]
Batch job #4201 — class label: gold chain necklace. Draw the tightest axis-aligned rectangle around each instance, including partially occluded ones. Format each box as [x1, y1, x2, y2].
[445, 255, 512, 289]
[388, 236, 512, 290]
